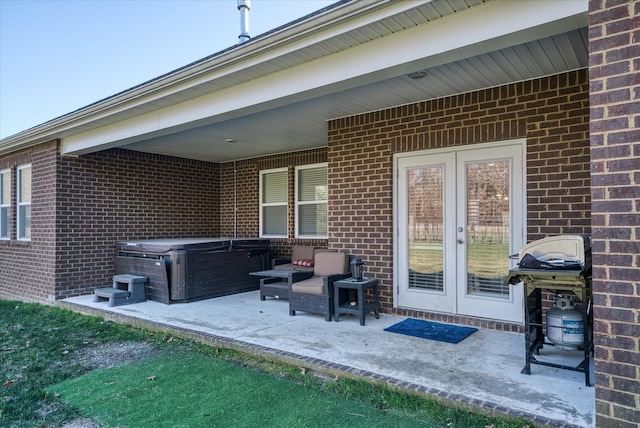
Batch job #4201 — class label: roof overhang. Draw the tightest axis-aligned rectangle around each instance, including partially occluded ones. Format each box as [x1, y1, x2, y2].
[0, 0, 588, 162]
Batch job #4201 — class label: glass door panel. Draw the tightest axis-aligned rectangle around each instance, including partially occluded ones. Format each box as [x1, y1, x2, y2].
[465, 160, 511, 298]
[456, 143, 524, 322]
[408, 166, 444, 292]
[396, 151, 455, 313]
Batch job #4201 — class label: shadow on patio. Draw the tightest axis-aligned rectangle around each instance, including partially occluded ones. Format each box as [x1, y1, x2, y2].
[59, 291, 594, 428]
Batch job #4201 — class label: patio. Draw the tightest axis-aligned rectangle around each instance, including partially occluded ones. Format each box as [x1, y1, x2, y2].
[59, 291, 594, 428]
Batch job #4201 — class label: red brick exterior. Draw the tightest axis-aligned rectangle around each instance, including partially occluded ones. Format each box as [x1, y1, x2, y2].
[589, 0, 640, 426]
[0, 140, 58, 301]
[219, 149, 329, 258]
[328, 70, 591, 331]
[0, 144, 333, 301]
[0, 145, 220, 301]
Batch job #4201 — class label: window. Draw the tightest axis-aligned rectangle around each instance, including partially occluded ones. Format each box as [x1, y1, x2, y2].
[0, 169, 9, 239]
[17, 164, 31, 240]
[295, 163, 327, 238]
[260, 168, 288, 237]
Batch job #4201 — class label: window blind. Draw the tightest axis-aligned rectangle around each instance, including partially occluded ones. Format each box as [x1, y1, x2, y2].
[296, 164, 327, 237]
[0, 170, 9, 238]
[262, 170, 287, 204]
[297, 166, 327, 201]
[260, 169, 287, 237]
[17, 165, 31, 240]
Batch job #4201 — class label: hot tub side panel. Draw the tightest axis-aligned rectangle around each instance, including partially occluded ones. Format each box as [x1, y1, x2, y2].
[173, 248, 268, 301]
[114, 255, 171, 304]
[114, 239, 269, 303]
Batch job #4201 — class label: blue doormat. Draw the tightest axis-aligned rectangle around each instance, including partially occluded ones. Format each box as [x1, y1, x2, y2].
[384, 318, 477, 344]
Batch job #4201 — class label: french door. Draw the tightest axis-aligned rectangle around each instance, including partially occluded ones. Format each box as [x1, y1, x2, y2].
[395, 141, 524, 323]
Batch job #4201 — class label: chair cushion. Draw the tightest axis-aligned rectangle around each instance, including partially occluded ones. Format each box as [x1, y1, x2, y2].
[274, 263, 314, 271]
[314, 252, 348, 276]
[291, 276, 325, 295]
[293, 259, 314, 267]
[291, 246, 317, 261]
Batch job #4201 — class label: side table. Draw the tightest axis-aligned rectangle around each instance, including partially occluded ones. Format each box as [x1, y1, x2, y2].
[334, 277, 379, 326]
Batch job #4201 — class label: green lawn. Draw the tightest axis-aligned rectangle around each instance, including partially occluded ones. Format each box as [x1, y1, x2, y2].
[1, 300, 532, 427]
[410, 242, 510, 278]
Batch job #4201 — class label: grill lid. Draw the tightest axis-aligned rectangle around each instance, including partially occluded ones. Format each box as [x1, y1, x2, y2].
[518, 234, 591, 269]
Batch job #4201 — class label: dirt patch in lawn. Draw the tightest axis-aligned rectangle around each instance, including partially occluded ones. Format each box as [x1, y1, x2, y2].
[61, 416, 101, 428]
[73, 341, 158, 370]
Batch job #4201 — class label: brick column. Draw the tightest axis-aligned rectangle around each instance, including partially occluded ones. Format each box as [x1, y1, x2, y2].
[588, 1, 640, 426]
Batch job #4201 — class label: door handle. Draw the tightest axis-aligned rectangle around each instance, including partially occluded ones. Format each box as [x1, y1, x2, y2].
[457, 239, 464, 244]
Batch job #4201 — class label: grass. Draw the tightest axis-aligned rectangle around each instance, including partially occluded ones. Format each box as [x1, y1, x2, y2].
[49, 351, 432, 427]
[1, 300, 533, 427]
[410, 242, 510, 278]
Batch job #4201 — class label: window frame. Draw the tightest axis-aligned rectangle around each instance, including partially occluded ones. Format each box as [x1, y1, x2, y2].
[295, 162, 328, 239]
[259, 167, 289, 238]
[0, 168, 10, 240]
[17, 163, 31, 241]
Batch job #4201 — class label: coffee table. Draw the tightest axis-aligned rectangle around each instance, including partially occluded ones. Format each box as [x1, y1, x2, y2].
[250, 269, 314, 300]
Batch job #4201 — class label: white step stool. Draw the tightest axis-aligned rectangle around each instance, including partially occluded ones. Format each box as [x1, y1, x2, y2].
[94, 274, 147, 307]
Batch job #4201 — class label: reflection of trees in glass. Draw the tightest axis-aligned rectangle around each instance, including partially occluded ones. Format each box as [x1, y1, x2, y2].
[466, 161, 510, 287]
[408, 167, 443, 243]
[315, 185, 328, 200]
[315, 185, 327, 234]
[408, 167, 444, 286]
[466, 161, 510, 245]
[406, 161, 511, 289]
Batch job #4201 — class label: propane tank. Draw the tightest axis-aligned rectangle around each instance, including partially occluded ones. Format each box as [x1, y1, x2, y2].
[546, 296, 584, 350]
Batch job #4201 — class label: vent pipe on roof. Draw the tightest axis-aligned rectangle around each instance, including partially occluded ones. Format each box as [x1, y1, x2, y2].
[237, 0, 251, 44]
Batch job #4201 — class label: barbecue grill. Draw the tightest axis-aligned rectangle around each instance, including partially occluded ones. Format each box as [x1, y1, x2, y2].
[506, 234, 593, 386]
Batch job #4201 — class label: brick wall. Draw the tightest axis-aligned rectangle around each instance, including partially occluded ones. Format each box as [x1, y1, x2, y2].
[0, 145, 221, 301]
[1, 142, 332, 303]
[328, 70, 591, 330]
[219, 148, 328, 259]
[0, 140, 58, 302]
[54, 148, 220, 299]
[589, 0, 640, 426]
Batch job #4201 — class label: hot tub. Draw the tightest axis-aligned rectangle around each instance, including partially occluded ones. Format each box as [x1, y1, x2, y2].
[114, 238, 269, 304]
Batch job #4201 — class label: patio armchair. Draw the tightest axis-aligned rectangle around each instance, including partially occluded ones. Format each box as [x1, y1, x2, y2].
[288, 251, 351, 321]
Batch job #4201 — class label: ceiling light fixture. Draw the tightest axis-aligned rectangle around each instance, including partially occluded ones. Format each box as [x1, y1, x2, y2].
[408, 71, 427, 79]
[225, 138, 236, 143]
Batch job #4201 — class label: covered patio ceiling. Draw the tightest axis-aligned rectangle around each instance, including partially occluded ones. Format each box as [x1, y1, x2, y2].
[123, 27, 588, 163]
[1, 0, 588, 163]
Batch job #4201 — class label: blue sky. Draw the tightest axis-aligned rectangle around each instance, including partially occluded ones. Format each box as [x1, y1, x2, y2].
[0, 0, 336, 139]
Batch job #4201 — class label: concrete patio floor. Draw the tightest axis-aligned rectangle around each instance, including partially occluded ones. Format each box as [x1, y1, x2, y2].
[59, 291, 595, 427]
